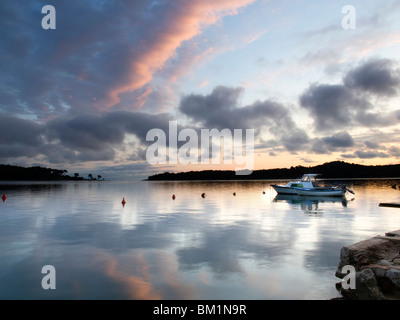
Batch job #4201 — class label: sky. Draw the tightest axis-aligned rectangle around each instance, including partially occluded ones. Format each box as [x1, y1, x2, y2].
[1, 0, 400, 180]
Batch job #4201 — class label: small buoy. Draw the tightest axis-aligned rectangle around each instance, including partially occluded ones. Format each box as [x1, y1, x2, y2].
[201, 193, 206, 198]
[262, 191, 266, 194]
[2, 194, 6, 202]
[121, 197, 126, 206]
[233, 192, 236, 196]
[172, 194, 176, 200]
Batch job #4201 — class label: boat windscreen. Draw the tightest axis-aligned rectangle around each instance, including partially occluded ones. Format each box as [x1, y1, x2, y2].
[311, 176, 320, 187]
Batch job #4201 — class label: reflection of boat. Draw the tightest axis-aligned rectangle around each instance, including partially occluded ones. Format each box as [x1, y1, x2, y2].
[271, 174, 320, 195]
[273, 193, 351, 209]
[294, 187, 345, 197]
[273, 193, 344, 203]
[273, 194, 303, 203]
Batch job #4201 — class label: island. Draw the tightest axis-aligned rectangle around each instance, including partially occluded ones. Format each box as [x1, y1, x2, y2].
[0, 164, 103, 181]
[147, 161, 400, 181]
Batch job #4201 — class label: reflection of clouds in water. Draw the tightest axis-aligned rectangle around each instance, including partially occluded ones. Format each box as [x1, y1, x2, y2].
[2, 180, 399, 299]
[150, 251, 198, 299]
[177, 221, 297, 277]
[178, 226, 244, 276]
[45, 218, 172, 250]
[71, 248, 198, 299]
[59, 248, 162, 299]
[100, 251, 161, 299]
[43, 209, 303, 298]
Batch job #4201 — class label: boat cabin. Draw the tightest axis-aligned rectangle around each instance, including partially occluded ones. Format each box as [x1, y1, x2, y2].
[300, 174, 320, 188]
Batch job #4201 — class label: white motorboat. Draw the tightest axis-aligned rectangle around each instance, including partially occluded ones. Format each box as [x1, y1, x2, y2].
[271, 174, 321, 195]
[294, 187, 345, 197]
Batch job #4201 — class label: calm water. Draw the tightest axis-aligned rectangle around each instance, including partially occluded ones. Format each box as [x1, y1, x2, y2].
[1, 179, 400, 300]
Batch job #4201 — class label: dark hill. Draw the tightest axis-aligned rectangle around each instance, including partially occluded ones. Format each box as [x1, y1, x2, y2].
[0, 164, 83, 181]
[147, 161, 400, 181]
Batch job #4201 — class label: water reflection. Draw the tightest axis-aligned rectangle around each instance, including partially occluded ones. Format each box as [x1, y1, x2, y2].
[0, 180, 399, 299]
[273, 194, 353, 214]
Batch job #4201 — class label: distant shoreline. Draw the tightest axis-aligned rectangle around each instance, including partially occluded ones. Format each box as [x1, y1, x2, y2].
[0, 164, 103, 181]
[1, 161, 400, 182]
[146, 161, 400, 181]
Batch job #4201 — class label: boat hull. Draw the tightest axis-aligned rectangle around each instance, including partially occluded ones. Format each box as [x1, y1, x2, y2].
[271, 185, 299, 195]
[295, 188, 345, 197]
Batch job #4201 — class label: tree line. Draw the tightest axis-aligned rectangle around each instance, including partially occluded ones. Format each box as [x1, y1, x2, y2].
[147, 161, 400, 181]
[0, 164, 104, 181]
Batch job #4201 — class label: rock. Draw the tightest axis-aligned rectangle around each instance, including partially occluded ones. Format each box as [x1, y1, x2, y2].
[386, 269, 400, 290]
[356, 268, 385, 300]
[340, 246, 351, 266]
[370, 264, 388, 279]
[335, 231, 400, 299]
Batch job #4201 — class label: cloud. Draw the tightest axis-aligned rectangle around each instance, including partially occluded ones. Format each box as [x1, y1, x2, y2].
[179, 85, 310, 152]
[179, 86, 286, 130]
[344, 58, 400, 96]
[0, 115, 45, 159]
[364, 141, 380, 149]
[102, 0, 256, 107]
[0, 115, 43, 146]
[389, 146, 400, 157]
[311, 131, 354, 154]
[1, 0, 399, 173]
[0, 111, 173, 165]
[0, 0, 255, 120]
[300, 58, 400, 132]
[342, 150, 390, 159]
[299, 84, 368, 131]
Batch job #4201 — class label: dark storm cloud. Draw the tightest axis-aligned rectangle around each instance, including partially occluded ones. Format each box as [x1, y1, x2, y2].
[0, 111, 172, 163]
[0, 115, 43, 146]
[179, 85, 310, 152]
[47, 111, 172, 149]
[299, 84, 370, 131]
[344, 58, 400, 96]
[276, 126, 309, 153]
[300, 58, 400, 132]
[322, 131, 354, 148]
[45, 111, 172, 162]
[0, 114, 45, 159]
[179, 86, 290, 130]
[311, 131, 354, 154]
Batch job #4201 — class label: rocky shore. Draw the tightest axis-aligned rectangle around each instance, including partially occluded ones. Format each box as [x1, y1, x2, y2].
[335, 230, 400, 300]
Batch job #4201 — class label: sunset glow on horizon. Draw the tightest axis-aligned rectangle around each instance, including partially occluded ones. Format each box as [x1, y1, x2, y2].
[1, 1, 400, 179]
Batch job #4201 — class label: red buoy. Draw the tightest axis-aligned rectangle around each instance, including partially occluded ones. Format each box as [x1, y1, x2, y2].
[121, 197, 126, 207]
[1, 194, 6, 202]
[172, 194, 176, 200]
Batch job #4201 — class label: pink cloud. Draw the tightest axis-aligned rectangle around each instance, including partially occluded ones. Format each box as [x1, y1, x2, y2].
[107, 0, 255, 108]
